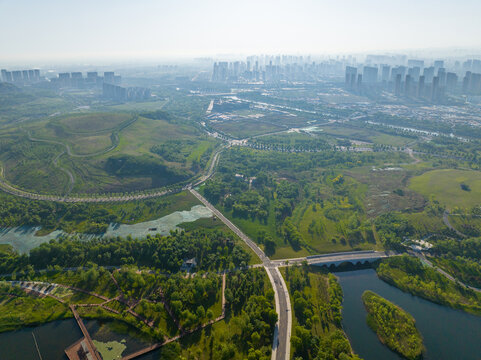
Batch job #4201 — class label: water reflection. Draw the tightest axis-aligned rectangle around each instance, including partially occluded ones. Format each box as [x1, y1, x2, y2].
[337, 269, 481, 360]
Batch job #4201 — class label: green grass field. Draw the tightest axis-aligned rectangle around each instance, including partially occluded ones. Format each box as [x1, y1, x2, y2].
[58, 113, 132, 133]
[409, 169, 481, 209]
[1, 111, 218, 194]
[317, 123, 413, 147]
[212, 120, 284, 139]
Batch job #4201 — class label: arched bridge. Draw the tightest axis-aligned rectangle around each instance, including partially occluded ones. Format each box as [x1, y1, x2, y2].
[272, 250, 393, 268]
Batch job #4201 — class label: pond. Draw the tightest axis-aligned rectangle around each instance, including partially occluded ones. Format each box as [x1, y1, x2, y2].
[0, 205, 213, 254]
[0, 319, 81, 360]
[0, 318, 157, 360]
[337, 269, 481, 360]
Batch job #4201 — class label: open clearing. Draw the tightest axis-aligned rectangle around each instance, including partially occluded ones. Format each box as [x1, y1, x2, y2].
[58, 113, 131, 133]
[409, 169, 481, 209]
[212, 120, 284, 139]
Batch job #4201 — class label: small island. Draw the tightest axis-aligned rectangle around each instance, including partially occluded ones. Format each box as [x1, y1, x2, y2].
[362, 290, 424, 360]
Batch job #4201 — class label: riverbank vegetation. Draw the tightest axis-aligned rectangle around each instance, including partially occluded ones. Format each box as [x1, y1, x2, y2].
[0, 190, 202, 235]
[0, 229, 252, 274]
[376, 255, 481, 315]
[362, 290, 424, 360]
[281, 265, 361, 359]
[0, 282, 71, 332]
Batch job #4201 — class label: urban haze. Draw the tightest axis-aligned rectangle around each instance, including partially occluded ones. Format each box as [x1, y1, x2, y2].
[1, 1, 481, 360]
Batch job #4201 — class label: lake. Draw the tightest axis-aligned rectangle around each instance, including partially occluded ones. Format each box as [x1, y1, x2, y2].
[337, 269, 481, 360]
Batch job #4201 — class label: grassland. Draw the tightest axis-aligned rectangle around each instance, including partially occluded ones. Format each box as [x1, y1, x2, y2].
[316, 123, 414, 147]
[362, 290, 424, 360]
[447, 215, 481, 237]
[409, 169, 481, 210]
[212, 119, 285, 139]
[58, 113, 132, 133]
[0, 111, 218, 195]
[0, 282, 71, 333]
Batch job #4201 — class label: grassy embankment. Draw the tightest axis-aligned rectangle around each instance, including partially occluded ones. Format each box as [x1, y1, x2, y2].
[362, 290, 424, 360]
[376, 255, 481, 315]
[0, 282, 71, 333]
[429, 256, 481, 289]
[281, 265, 361, 359]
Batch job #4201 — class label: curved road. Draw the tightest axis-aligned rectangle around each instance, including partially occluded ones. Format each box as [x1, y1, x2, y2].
[189, 188, 292, 360]
[443, 211, 467, 238]
[0, 144, 224, 203]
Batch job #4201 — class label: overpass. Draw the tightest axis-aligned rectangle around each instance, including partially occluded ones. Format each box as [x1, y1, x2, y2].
[272, 250, 393, 268]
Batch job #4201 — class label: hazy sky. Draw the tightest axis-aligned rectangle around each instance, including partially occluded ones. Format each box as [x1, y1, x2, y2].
[1, 0, 481, 62]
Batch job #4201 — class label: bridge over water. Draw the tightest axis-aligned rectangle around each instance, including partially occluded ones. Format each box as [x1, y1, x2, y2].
[272, 250, 393, 268]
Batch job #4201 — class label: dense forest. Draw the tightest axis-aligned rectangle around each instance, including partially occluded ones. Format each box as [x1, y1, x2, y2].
[283, 265, 361, 360]
[376, 256, 481, 315]
[0, 229, 251, 275]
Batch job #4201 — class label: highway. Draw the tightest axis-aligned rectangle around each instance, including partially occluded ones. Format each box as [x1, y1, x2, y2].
[189, 188, 398, 360]
[189, 188, 291, 360]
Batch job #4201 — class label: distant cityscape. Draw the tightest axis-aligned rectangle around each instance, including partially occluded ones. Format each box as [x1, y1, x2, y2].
[210, 54, 481, 103]
[0, 68, 151, 102]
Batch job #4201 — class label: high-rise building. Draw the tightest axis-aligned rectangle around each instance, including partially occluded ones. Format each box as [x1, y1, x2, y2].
[363, 66, 378, 84]
[405, 75, 412, 97]
[463, 72, 471, 94]
[86, 72, 98, 86]
[434, 60, 444, 72]
[437, 68, 446, 87]
[212, 62, 228, 82]
[104, 71, 115, 84]
[58, 72, 70, 87]
[357, 74, 363, 91]
[423, 67, 435, 83]
[418, 75, 425, 98]
[22, 70, 29, 81]
[391, 66, 406, 82]
[473, 60, 481, 73]
[12, 71, 22, 82]
[381, 65, 390, 83]
[345, 66, 357, 88]
[408, 59, 424, 69]
[471, 73, 481, 94]
[1, 69, 8, 82]
[446, 72, 458, 92]
[432, 76, 440, 101]
[395, 74, 402, 96]
[71, 72, 83, 88]
[408, 67, 420, 82]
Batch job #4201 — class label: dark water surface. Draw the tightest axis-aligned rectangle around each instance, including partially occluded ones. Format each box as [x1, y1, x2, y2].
[3, 269, 481, 359]
[337, 269, 481, 360]
[0, 319, 81, 360]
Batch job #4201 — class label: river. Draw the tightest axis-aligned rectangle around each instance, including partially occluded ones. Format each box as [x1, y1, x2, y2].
[337, 269, 481, 360]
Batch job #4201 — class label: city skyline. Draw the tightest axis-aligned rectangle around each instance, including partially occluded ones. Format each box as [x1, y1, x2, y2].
[2, 0, 481, 63]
